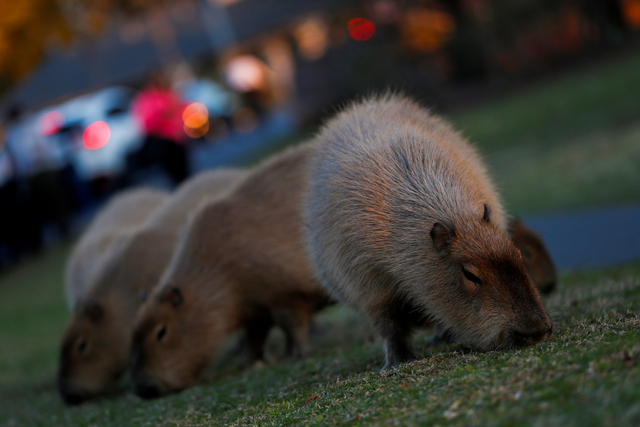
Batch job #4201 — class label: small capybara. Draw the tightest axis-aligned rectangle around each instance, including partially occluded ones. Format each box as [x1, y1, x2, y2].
[64, 188, 169, 308]
[304, 95, 553, 370]
[58, 169, 243, 405]
[131, 143, 329, 398]
[508, 218, 557, 295]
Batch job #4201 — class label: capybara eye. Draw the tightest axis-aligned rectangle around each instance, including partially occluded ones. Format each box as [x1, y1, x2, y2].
[156, 326, 167, 342]
[462, 267, 482, 285]
[77, 339, 87, 355]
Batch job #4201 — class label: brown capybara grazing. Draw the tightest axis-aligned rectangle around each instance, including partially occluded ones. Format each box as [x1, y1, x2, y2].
[58, 169, 243, 405]
[131, 143, 330, 398]
[508, 218, 557, 295]
[64, 188, 169, 308]
[304, 94, 553, 370]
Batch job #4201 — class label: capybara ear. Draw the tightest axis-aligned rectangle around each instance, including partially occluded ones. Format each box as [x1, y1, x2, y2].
[84, 300, 104, 323]
[483, 204, 491, 223]
[160, 286, 183, 309]
[430, 222, 455, 255]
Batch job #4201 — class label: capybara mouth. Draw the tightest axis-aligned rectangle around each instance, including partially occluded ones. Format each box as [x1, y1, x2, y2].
[58, 381, 88, 406]
[510, 326, 553, 348]
[133, 380, 162, 399]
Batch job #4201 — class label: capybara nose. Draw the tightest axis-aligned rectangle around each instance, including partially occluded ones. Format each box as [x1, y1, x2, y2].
[134, 380, 161, 399]
[58, 383, 86, 405]
[512, 326, 552, 347]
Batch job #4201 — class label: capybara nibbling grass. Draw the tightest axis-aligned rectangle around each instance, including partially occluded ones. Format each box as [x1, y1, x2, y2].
[58, 169, 243, 405]
[508, 218, 557, 295]
[304, 95, 553, 370]
[131, 143, 330, 398]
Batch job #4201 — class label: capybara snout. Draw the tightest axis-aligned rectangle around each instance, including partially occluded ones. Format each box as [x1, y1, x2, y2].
[509, 315, 553, 348]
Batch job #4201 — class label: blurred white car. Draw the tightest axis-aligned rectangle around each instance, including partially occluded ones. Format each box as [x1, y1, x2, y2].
[42, 86, 143, 181]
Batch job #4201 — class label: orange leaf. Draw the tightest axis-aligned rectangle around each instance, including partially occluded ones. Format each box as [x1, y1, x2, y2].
[305, 394, 319, 404]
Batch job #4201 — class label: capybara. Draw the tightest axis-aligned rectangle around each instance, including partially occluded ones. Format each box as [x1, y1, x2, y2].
[58, 169, 243, 405]
[131, 143, 330, 398]
[508, 217, 557, 295]
[304, 95, 553, 370]
[64, 188, 169, 308]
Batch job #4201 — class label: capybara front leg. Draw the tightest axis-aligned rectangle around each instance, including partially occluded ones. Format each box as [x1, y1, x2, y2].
[245, 315, 274, 362]
[379, 320, 415, 371]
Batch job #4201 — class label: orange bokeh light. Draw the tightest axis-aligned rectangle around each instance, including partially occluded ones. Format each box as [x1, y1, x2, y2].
[83, 121, 110, 150]
[400, 8, 456, 54]
[182, 102, 209, 129]
[348, 18, 376, 41]
[622, 0, 640, 28]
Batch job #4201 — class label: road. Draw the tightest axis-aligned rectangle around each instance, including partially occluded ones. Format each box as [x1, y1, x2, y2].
[524, 204, 640, 271]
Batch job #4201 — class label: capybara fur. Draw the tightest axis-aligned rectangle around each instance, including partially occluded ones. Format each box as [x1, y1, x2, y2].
[64, 188, 169, 308]
[131, 143, 329, 398]
[304, 95, 553, 370]
[508, 218, 557, 295]
[58, 169, 243, 405]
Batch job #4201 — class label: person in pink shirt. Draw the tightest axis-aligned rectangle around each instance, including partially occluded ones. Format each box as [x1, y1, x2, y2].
[129, 73, 189, 185]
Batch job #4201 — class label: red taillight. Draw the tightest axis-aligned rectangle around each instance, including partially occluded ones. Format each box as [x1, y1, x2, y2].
[83, 121, 110, 150]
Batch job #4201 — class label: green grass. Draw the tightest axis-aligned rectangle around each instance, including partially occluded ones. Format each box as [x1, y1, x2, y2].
[452, 53, 640, 153]
[1, 240, 640, 426]
[448, 51, 640, 214]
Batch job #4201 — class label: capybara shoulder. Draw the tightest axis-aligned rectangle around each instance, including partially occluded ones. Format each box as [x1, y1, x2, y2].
[64, 188, 169, 308]
[304, 95, 552, 369]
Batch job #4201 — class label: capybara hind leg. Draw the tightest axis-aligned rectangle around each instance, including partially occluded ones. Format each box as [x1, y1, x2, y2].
[379, 321, 415, 371]
[245, 315, 275, 362]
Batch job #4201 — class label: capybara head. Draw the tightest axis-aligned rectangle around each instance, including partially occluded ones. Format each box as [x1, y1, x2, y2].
[131, 283, 224, 398]
[58, 229, 173, 404]
[508, 218, 557, 295]
[58, 299, 130, 405]
[424, 205, 553, 351]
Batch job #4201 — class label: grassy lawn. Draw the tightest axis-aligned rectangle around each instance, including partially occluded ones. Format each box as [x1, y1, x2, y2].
[0, 237, 640, 426]
[449, 51, 640, 215]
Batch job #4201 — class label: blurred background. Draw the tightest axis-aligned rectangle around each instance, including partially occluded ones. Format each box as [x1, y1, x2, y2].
[1, 0, 640, 273]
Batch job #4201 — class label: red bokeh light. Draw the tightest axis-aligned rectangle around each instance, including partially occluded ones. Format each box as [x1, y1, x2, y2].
[348, 18, 376, 41]
[39, 110, 64, 135]
[83, 121, 110, 150]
